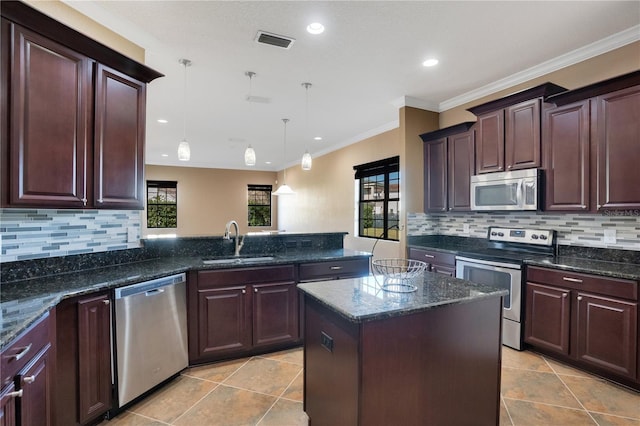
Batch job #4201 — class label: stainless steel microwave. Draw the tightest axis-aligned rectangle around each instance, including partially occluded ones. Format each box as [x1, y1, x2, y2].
[470, 168, 540, 211]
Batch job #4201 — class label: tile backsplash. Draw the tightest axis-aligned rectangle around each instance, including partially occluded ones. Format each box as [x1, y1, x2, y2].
[407, 211, 640, 251]
[0, 209, 141, 263]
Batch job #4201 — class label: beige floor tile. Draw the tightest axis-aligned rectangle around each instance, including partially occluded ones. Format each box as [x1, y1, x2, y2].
[258, 399, 308, 426]
[500, 398, 513, 426]
[225, 357, 303, 396]
[501, 347, 553, 372]
[126, 375, 217, 424]
[501, 367, 581, 408]
[174, 384, 276, 426]
[561, 376, 640, 420]
[182, 357, 250, 383]
[260, 347, 304, 366]
[504, 399, 597, 426]
[544, 358, 592, 378]
[281, 370, 304, 402]
[99, 411, 168, 426]
[590, 412, 640, 426]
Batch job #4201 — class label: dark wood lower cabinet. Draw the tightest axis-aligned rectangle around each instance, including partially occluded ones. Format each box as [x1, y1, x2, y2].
[0, 382, 17, 426]
[253, 282, 298, 347]
[407, 247, 455, 277]
[525, 282, 571, 355]
[17, 345, 53, 426]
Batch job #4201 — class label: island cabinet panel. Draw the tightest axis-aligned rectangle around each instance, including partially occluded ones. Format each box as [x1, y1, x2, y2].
[595, 85, 640, 210]
[303, 296, 503, 426]
[475, 110, 505, 174]
[542, 100, 590, 211]
[525, 266, 639, 389]
[3, 21, 92, 208]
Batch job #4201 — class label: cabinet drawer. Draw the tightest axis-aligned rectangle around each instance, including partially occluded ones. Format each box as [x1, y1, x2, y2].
[1, 311, 51, 387]
[198, 265, 295, 288]
[527, 266, 638, 301]
[299, 258, 370, 282]
[407, 248, 455, 267]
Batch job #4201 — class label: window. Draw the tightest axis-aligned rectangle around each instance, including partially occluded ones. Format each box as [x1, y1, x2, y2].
[354, 156, 399, 241]
[147, 181, 177, 228]
[248, 184, 272, 227]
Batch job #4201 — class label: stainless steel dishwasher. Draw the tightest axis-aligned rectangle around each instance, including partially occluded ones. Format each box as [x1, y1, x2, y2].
[113, 273, 188, 408]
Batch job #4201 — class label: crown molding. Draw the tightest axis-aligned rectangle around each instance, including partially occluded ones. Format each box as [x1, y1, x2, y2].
[391, 96, 439, 112]
[439, 25, 640, 112]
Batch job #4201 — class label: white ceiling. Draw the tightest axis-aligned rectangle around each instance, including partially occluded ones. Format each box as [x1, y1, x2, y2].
[64, 1, 640, 171]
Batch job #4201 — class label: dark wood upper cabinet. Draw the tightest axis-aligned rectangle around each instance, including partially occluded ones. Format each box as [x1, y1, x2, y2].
[420, 122, 475, 213]
[542, 100, 590, 211]
[468, 83, 566, 174]
[1, 2, 162, 209]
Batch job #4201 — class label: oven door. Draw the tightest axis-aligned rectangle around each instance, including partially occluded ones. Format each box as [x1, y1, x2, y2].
[455, 256, 522, 323]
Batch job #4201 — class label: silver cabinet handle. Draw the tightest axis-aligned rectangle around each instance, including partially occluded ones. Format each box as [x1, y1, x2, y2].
[563, 277, 583, 283]
[577, 296, 583, 301]
[23, 375, 36, 384]
[7, 390, 23, 398]
[242, 289, 246, 294]
[254, 288, 258, 293]
[330, 266, 342, 270]
[8, 344, 32, 361]
[103, 299, 110, 305]
[424, 254, 435, 259]
[562, 293, 568, 298]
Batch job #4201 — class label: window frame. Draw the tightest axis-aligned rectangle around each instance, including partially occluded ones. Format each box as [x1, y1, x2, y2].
[247, 184, 272, 227]
[354, 156, 400, 241]
[146, 180, 178, 229]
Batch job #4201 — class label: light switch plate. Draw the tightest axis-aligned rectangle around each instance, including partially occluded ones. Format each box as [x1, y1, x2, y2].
[462, 224, 470, 235]
[603, 229, 616, 244]
[127, 227, 138, 243]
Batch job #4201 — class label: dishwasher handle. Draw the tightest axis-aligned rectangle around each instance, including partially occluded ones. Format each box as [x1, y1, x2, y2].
[145, 288, 165, 296]
[114, 273, 186, 299]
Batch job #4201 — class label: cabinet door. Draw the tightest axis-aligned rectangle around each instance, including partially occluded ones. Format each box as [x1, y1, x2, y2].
[5, 22, 92, 208]
[475, 110, 504, 174]
[448, 130, 475, 211]
[18, 345, 53, 426]
[423, 138, 448, 212]
[0, 383, 17, 426]
[524, 283, 571, 355]
[595, 85, 640, 210]
[543, 101, 590, 211]
[77, 294, 112, 424]
[505, 99, 541, 170]
[253, 282, 299, 347]
[197, 286, 251, 358]
[94, 64, 146, 209]
[575, 293, 637, 379]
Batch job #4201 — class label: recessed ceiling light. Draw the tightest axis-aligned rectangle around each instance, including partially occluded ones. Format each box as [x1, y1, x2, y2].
[161, 154, 169, 157]
[265, 161, 272, 165]
[422, 58, 439, 67]
[314, 136, 322, 141]
[157, 119, 168, 124]
[307, 23, 325, 35]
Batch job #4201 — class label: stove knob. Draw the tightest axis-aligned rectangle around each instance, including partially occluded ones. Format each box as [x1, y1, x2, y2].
[531, 234, 539, 240]
[540, 235, 548, 240]
[498, 232, 504, 237]
[491, 232, 497, 236]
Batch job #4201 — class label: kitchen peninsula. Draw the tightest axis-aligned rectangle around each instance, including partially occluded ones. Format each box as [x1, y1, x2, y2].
[298, 273, 508, 426]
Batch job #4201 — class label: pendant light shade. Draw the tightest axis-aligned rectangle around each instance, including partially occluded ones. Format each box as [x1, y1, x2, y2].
[244, 144, 256, 166]
[301, 82, 313, 171]
[177, 58, 192, 161]
[273, 118, 295, 196]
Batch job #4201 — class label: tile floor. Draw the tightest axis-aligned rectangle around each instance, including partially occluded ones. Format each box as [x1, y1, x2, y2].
[101, 346, 640, 426]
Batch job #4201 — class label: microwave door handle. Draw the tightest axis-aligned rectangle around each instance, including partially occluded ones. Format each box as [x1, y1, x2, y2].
[516, 180, 524, 208]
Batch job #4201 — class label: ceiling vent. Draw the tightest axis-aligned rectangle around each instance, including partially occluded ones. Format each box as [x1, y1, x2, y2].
[255, 30, 295, 49]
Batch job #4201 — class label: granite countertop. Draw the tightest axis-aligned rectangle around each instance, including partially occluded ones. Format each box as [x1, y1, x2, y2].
[297, 272, 508, 323]
[525, 257, 640, 281]
[0, 249, 371, 350]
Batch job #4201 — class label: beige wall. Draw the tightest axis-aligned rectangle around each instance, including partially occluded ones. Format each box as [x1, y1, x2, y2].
[144, 165, 278, 237]
[22, 0, 145, 62]
[440, 42, 640, 127]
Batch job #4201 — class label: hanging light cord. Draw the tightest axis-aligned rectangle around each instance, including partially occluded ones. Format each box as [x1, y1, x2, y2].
[282, 118, 289, 184]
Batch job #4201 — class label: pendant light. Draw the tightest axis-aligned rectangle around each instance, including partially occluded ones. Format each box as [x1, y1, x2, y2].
[273, 119, 295, 196]
[244, 71, 257, 166]
[301, 82, 313, 171]
[177, 58, 192, 161]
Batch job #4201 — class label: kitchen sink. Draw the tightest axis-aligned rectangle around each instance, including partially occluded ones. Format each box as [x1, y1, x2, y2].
[202, 256, 276, 265]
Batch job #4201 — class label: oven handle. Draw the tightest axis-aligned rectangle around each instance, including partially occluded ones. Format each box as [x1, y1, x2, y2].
[455, 256, 522, 270]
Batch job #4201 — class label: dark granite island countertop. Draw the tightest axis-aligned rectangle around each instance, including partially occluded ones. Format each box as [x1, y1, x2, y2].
[299, 271, 508, 425]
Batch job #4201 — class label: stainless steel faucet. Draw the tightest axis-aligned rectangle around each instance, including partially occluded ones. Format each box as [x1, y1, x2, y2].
[223, 220, 245, 257]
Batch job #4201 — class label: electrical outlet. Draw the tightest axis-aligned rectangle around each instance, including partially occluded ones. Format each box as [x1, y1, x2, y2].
[462, 224, 470, 235]
[127, 227, 138, 243]
[603, 229, 616, 244]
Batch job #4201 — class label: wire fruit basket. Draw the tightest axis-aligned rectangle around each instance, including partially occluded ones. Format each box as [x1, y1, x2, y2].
[371, 258, 427, 293]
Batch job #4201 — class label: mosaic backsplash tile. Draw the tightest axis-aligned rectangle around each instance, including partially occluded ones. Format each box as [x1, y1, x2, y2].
[1, 209, 141, 263]
[407, 211, 640, 251]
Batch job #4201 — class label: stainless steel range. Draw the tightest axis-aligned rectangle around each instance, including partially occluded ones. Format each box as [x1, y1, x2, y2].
[455, 227, 556, 350]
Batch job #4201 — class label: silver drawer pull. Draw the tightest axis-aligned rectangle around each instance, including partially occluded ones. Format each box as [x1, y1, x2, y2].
[330, 266, 343, 270]
[8, 344, 32, 361]
[562, 293, 568, 298]
[577, 296, 583, 301]
[7, 390, 23, 399]
[254, 288, 258, 293]
[23, 375, 36, 384]
[424, 254, 435, 259]
[103, 299, 110, 305]
[562, 277, 583, 283]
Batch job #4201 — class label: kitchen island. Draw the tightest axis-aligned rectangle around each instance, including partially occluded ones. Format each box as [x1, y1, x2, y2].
[298, 273, 508, 426]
